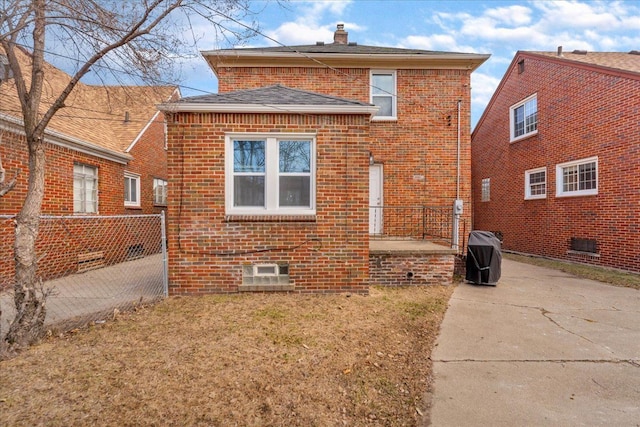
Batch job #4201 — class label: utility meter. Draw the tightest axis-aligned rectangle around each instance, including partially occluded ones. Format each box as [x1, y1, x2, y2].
[453, 199, 464, 215]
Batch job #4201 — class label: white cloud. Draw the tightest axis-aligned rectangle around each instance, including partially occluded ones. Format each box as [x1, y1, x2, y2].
[471, 71, 501, 113]
[399, 34, 476, 53]
[264, 0, 359, 46]
[483, 5, 533, 26]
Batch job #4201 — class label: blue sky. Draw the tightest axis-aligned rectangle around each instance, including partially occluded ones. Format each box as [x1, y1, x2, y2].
[174, 0, 640, 128]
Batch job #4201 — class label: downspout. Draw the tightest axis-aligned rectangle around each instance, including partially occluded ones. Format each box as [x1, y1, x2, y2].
[457, 99, 461, 200]
[452, 99, 463, 251]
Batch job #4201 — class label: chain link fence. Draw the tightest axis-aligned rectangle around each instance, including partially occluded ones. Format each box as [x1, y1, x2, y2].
[1, 213, 167, 338]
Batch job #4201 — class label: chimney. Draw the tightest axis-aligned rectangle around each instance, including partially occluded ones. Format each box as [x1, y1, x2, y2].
[557, 46, 563, 57]
[334, 24, 348, 45]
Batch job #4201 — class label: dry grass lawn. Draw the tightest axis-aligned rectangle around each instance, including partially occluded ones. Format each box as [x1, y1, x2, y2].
[1, 285, 453, 426]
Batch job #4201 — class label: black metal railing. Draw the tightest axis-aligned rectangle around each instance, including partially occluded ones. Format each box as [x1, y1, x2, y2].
[369, 205, 453, 241]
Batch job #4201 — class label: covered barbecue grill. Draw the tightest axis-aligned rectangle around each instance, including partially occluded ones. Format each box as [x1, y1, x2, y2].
[465, 231, 502, 285]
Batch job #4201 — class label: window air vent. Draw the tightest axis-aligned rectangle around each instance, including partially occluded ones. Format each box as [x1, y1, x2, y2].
[570, 237, 597, 254]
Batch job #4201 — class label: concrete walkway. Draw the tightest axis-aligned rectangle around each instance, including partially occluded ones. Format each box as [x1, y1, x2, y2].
[428, 258, 640, 426]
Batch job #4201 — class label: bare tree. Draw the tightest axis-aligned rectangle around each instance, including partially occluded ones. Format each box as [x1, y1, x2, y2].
[0, 0, 260, 347]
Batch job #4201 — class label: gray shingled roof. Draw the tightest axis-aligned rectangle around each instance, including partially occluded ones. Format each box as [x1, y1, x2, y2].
[213, 43, 474, 56]
[177, 84, 372, 106]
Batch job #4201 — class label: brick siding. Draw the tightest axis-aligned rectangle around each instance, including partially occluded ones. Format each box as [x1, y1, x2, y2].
[369, 253, 454, 286]
[0, 114, 168, 285]
[472, 54, 640, 272]
[217, 66, 473, 241]
[166, 111, 371, 294]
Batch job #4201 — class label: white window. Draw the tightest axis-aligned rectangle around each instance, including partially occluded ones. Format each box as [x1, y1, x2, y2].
[226, 134, 315, 215]
[556, 157, 598, 197]
[525, 167, 547, 199]
[481, 178, 490, 202]
[510, 94, 537, 141]
[370, 70, 397, 120]
[153, 178, 168, 205]
[124, 172, 141, 207]
[73, 163, 98, 213]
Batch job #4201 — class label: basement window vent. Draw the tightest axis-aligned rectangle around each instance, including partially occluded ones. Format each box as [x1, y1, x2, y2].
[241, 263, 291, 289]
[255, 264, 278, 276]
[127, 243, 144, 260]
[570, 237, 597, 254]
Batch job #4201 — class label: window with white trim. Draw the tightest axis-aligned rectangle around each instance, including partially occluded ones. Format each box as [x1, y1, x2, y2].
[525, 167, 546, 199]
[556, 157, 598, 197]
[226, 134, 315, 215]
[153, 178, 168, 205]
[73, 163, 98, 213]
[481, 178, 490, 202]
[124, 172, 141, 207]
[370, 70, 397, 120]
[510, 94, 537, 141]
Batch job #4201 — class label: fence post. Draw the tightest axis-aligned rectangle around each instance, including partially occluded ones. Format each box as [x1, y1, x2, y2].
[161, 210, 169, 297]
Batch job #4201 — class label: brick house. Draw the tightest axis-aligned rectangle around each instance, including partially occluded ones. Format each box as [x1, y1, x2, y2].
[160, 25, 489, 294]
[472, 49, 640, 273]
[0, 47, 177, 285]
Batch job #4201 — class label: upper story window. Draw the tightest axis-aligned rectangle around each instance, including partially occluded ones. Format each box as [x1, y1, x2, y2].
[370, 70, 397, 120]
[510, 94, 537, 141]
[153, 178, 168, 206]
[226, 134, 316, 215]
[73, 163, 98, 213]
[481, 178, 490, 202]
[525, 167, 547, 200]
[124, 172, 141, 207]
[556, 157, 598, 197]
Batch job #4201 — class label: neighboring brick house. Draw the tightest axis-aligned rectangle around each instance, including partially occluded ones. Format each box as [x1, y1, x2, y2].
[472, 49, 640, 273]
[0, 47, 177, 285]
[161, 25, 489, 294]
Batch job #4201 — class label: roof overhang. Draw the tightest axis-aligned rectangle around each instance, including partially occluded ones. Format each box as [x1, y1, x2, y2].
[158, 102, 380, 116]
[0, 113, 132, 164]
[202, 50, 491, 74]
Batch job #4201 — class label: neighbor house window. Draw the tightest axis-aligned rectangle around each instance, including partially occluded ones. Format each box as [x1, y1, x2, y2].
[510, 94, 537, 141]
[124, 172, 140, 207]
[556, 157, 598, 197]
[73, 163, 98, 213]
[481, 178, 490, 202]
[153, 178, 168, 205]
[525, 167, 547, 199]
[370, 70, 397, 120]
[226, 134, 315, 215]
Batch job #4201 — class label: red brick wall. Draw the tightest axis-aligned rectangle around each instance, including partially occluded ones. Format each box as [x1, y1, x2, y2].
[472, 54, 640, 272]
[369, 253, 454, 286]
[165, 111, 371, 294]
[0, 127, 126, 216]
[216, 66, 473, 246]
[1, 118, 167, 287]
[125, 112, 169, 215]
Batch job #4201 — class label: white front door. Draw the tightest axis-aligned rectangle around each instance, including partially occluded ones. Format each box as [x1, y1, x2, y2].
[369, 164, 383, 234]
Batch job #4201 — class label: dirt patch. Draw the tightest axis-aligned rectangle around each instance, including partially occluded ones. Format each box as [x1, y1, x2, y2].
[0, 285, 453, 426]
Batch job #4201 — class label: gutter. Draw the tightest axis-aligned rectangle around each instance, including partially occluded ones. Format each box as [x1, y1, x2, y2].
[0, 112, 131, 164]
[158, 102, 380, 117]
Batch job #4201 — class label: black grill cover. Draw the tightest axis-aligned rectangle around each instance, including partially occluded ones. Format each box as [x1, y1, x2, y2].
[465, 231, 502, 285]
